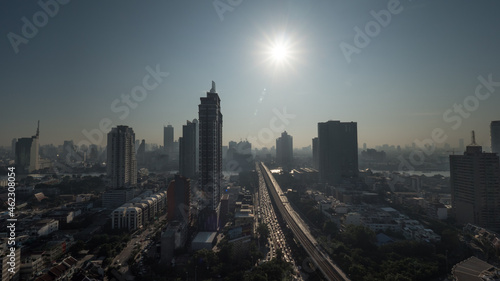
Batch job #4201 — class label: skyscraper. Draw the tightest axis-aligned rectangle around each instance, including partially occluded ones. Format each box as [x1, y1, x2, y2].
[312, 137, 319, 169]
[199, 81, 223, 215]
[276, 131, 293, 170]
[179, 119, 198, 180]
[491, 121, 500, 155]
[318, 120, 358, 185]
[15, 121, 40, 174]
[164, 125, 174, 155]
[107, 125, 137, 188]
[450, 134, 500, 231]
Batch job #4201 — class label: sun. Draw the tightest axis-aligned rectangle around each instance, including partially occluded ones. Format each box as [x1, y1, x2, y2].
[256, 31, 301, 72]
[270, 42, 290, 63]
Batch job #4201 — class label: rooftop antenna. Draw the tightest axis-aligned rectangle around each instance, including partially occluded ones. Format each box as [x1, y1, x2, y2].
[36, 120, 40, 137]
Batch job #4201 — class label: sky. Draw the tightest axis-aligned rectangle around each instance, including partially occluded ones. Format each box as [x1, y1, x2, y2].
[1, 0, 500, 149]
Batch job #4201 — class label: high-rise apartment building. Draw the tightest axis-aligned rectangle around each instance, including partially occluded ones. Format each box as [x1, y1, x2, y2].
[312, 137, 319, 169]
[179, 119, 198, 180]
[164, 125, 174, 155]
[107, 125, 137, 188]
[199, 81, 223, 214]
[318, 120, 358, 185]
[15, 121, 40, 174]
[491, 121, 500, 155]
[450, 137, 500, 232]
[276, 131, 293, 170]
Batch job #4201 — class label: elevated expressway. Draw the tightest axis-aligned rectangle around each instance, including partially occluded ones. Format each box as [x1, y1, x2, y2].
[258, 162, 350, 281]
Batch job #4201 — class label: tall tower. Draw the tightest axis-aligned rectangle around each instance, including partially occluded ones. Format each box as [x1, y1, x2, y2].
[318, 120, 358, 185]
[450, 132, 500, 231]
[312, 137, 319, 169]
[491, 121, 500, 155]
[276, 131, 293, 170]
[164, 125, 174, 156]
[199, 81, 223, 215]
[15, 121, 40, 173]
[107, 125, 137, 188]
[179, 119, 198, 180]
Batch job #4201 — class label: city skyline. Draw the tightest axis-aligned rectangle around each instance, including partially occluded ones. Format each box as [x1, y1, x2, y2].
[2, 1, 500, 149]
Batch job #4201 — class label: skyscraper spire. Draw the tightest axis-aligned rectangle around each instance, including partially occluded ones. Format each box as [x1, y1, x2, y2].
[210, 81, 216, 93]
[36, 120, 40, 137]
[471, 130, 477, 146]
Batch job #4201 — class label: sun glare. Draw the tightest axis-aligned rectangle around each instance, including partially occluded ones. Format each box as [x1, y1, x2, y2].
[257, 31, 301, 73]
[270, 43, 290, 62]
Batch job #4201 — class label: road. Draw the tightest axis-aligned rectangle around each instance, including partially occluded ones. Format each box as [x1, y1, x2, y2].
[258, 162, 350, 281]
[256, 164, 301, 280]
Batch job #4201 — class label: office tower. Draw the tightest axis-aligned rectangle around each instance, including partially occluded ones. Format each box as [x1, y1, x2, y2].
[318, 120, 358, 185]
[312, 137, 319, 169]
[276, 131, 293, 170]
[199, 81, 223, 213]
[491, 121, 500, 155]
[179, 119, 198, 179]
[167, 175, 191, 223]
[15, 121, 40, 174]
[107, 125, 137, 188]
[450, 133, 500, 232]
[164, 125, 174, 155]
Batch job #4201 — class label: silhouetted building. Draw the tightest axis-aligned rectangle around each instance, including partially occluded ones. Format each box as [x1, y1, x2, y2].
[312, 137, 319, 169]
[491, 121, 500, 155]
[318, 120, 358, 185]
[15, 121, 40, 174]
[167, 175, 191, 224]
[136, 139, 146, 167]
[226, 140, 253, 172]
[164, 125, 174, 156]
[107, 125, 137, 188]
[199, 81, 223, 219]
[276, 131, 293, 170]
[179, 119, 198, 179]
[450, 135, 500, 232]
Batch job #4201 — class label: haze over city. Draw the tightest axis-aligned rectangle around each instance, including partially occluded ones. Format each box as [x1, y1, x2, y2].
[2, 0, 500, 149]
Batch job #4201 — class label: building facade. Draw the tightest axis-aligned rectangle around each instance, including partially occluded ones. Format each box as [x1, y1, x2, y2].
[450, 144, 500, 232]
[107, 125, 137, 188]
[15, 122, 40, 173]
[199, 81, 223, 213]
[179, 119, 198, 180]
[164, 125, 174, 156]
[276, 131, 293, 170]
[318, 121, 358, 185]
[491, 120, 500, 155]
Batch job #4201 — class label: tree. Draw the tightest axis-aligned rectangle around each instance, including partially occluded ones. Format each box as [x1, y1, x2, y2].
[322, 221, 339, 237]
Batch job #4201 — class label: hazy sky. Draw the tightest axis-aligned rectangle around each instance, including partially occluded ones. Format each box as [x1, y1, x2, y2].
[2, 0, 500, 149]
